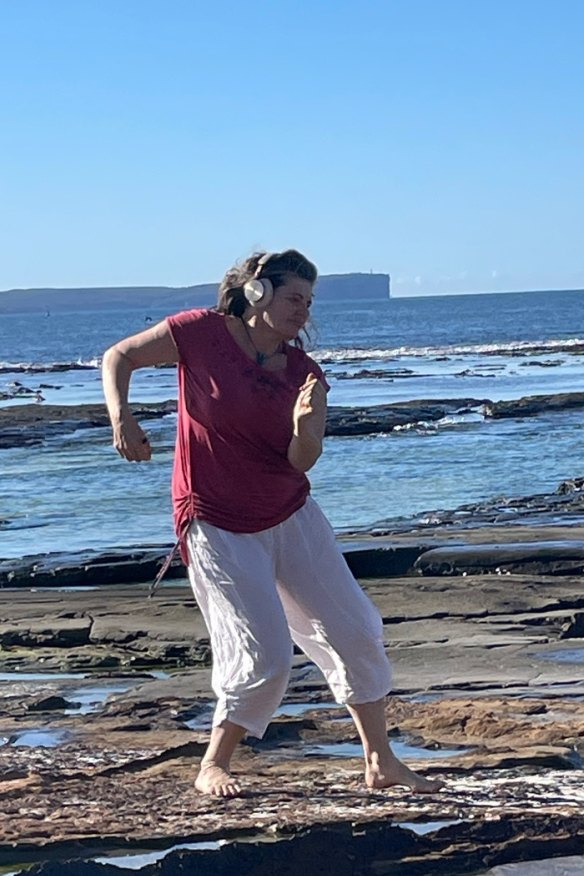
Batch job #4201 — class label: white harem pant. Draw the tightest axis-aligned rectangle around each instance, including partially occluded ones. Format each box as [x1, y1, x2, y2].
[186, 496, 392, 739]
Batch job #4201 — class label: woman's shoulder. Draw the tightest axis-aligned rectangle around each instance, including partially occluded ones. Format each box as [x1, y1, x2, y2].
[165, 308, 225, 360]
[166, 307, 221, 329]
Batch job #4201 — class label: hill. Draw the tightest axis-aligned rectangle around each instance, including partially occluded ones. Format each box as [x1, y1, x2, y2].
[0, 273, 390, 314]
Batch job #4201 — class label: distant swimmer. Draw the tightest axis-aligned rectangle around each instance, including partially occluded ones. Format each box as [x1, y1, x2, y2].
[144, 316, 153, 323]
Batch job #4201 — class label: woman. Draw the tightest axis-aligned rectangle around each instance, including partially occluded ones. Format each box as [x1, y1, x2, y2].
[102, 249, 442, 798]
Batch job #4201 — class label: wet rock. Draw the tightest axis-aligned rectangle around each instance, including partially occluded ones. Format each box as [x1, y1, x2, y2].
[414, 542, 584, 576]
[0, 547, 185, 589]
[250, 717, 318, 745]
[518, 359, 563, 367]
[343, 541, 429, 577]
[484, 392, 584, 419]
[557, 477, 584, 494]
[27, 695, 75, 712]
[0, 401, 177, 449]
[325, 398, 487, 437]
[0, 618, 92, 647]
[336, 367, 417, 380]
[560, 613, 584, 639]
[0, 398, 489, 449]
[369, 476, 584, 535]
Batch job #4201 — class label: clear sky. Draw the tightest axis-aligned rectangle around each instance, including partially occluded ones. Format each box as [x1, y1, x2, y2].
[1, 0, 582, 296]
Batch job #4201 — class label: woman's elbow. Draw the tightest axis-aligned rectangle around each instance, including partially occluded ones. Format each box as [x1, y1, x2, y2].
[102, 345, 135, 373]
[287, 444, 323, 472]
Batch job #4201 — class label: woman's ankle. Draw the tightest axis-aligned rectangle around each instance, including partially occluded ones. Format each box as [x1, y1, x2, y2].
[200, 758, 231, 772]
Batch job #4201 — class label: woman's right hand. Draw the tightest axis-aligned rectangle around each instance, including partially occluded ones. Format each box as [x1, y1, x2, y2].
[112, 412, 152, 462]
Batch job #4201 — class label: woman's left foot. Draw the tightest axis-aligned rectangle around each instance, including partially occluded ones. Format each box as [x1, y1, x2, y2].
[195, 762, 242, 797]
[366, 758, 444, 793]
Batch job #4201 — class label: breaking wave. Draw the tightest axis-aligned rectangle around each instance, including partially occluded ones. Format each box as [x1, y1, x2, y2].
[392, 413, 482, 435]
[0, 358, 100, 374]
[3, 336, 584, 375]
[316, 338, 584, 363]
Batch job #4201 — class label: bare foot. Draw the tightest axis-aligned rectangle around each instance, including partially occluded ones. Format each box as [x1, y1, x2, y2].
[366, 755, 444, 794]
[195, 761, 242, 798]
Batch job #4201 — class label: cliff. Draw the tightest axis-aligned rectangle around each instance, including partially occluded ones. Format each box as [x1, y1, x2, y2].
[0, 273, 390, 314]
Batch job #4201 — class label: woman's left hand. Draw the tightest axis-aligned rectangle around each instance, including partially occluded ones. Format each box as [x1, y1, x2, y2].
[292, 374, 327, 439]
[288, 374, 327, 472]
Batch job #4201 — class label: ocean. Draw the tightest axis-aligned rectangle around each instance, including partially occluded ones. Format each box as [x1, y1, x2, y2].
[1, 289, 584, 560]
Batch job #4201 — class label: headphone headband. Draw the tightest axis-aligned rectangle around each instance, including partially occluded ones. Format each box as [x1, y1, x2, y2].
[253, 252, 274, 278]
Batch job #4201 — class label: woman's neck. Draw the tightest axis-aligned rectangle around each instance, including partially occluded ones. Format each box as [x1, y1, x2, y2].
[239, 316, 283, 365]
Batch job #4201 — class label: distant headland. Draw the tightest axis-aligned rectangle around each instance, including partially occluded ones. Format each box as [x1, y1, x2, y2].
[0, 273, 390, 314]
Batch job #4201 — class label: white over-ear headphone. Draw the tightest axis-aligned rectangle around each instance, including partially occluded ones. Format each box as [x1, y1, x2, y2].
[243, 253, 274, 307]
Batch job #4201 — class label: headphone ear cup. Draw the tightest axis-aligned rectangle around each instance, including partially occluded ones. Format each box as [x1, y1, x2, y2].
[243, 278, 274, 307]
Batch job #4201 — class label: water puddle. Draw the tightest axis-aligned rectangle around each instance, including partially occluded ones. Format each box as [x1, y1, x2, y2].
[64, 670, 170, 714]
[1, 729, 71, 748]
[93, 840, 222, 869]
[0, 670, 170, 716]
[184, 709, 214, 730]
[0, 672, 86, 682]
[538, 648, 584, 664]
[53, 586, 100, 592]
[395, 818, 464, 835]
[480, 855, 584, 874]
[273, 701, 343, 718]
[304, 739, 472, 760]
[64, 681, 140, 714]
[185, 700, 344, 731]
[403, 691, 443, 703]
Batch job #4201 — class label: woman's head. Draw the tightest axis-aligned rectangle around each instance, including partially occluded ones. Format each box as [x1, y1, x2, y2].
[217, 250, 318, 321]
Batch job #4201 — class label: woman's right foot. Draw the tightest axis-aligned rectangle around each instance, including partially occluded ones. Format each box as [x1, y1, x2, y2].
[195, 761, 242, 797]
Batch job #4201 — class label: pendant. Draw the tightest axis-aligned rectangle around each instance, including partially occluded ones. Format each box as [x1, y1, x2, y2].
[256, 352, 267, 365]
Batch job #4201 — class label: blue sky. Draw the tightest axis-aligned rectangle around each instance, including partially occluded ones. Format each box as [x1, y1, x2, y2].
[1, 0, 582, 295]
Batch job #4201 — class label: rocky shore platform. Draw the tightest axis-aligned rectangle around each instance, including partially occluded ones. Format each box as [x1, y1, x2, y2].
[2, 494, 584, 875]
[4, 391, 584, 448]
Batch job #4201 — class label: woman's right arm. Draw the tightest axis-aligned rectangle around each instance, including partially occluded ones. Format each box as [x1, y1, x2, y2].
[102, 319, 179, 462]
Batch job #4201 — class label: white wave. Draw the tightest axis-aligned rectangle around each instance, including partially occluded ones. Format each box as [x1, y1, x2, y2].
[393, 421, 438, 434]
[393, 412, 481, 435]
[315, 338, 584, 363]
[0, 359, 100, 373]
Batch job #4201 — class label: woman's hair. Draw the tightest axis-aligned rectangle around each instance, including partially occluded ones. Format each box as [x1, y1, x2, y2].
[217, 249, 318, 321]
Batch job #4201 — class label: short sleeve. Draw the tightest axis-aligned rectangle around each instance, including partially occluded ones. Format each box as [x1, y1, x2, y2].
[166, 308, 210, 368]
[289, 349, 330, 392]
[307, 357, 330, 392]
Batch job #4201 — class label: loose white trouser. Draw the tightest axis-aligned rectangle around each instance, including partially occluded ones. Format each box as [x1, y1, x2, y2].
[186, 496, 392, 739]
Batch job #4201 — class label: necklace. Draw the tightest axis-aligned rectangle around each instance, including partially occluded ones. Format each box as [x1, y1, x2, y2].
[239, 318, 283, 366]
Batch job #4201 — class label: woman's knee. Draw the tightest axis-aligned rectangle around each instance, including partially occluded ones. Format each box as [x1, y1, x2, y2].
[219, 641, 292, 696]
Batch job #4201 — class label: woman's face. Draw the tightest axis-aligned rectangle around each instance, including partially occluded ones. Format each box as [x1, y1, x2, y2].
[262, 276, 313, 339]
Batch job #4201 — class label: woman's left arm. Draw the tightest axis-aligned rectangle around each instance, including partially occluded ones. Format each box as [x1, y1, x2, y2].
[287, 374, 327, 472]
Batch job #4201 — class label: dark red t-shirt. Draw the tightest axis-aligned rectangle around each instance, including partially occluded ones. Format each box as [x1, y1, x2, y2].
[166, 309, 327, 556]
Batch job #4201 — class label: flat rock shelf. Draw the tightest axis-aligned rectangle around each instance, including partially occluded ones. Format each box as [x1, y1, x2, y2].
[2, 518, 584, 874]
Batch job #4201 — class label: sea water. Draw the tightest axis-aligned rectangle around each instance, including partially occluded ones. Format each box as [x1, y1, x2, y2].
[1, 290, 584, 558]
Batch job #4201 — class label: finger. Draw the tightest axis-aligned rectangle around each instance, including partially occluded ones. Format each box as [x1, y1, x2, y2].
[300, 374, 318, 390]
[115, 444, 134, 461]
